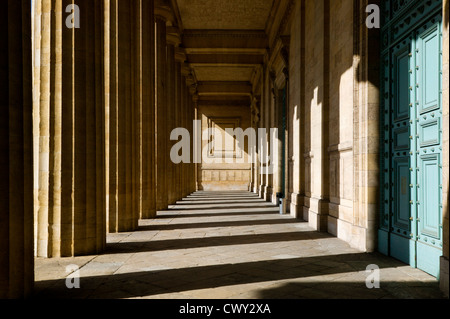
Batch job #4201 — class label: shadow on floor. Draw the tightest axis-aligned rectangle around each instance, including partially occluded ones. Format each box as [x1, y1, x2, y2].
[104, 230, 333, 254]
[139, 217, 304, 231]
[255, 280, 445, 299]
[174, 199, 274, 205]
[33, 252, 444, 299]
[156, 209, 279, 219]
[167, 203, 277, 211]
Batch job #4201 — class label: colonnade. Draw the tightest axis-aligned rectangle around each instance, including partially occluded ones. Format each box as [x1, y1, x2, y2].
[1, 0, 448, 300]
[1, 0, 197, 296]
[30, 0, 197, 260]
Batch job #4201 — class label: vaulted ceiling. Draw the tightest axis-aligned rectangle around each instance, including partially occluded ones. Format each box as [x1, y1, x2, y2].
[171, 0, 279, 106]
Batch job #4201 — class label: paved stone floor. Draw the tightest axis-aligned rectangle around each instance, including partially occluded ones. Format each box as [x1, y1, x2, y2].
[34, 191, 446, 299]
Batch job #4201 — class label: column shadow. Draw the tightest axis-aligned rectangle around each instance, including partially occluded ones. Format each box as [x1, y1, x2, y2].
[104, 230, 332, 254]
[32, 252, 430, 299]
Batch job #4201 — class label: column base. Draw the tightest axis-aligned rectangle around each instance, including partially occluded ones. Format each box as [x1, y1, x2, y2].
[290, 193, 304, 219]
[440, 256, 449, 297]
[271, 192, 278, 205]
[304, 197, 328, 232]
[259, 185, 265, 198]
[264, 186, 272, 202]
[327, 215, 368, 251]
[285, 195, 291, 214]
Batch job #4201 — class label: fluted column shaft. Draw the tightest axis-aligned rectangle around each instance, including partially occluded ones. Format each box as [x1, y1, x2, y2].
[109, 0, 140, 232]
[180, 71, 188, 197]
[141, 0, 156, 219]
[166, 38, 176, 205]
[190, 94, 197, 194]
[155, 14, 168, 210]
[0, 0, 34, 298]
[174, 51, 183, 202]
[35, 0, 106, 257]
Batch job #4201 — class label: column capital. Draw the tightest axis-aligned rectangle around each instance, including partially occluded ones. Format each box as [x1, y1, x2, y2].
[155, 1, 174, 25]
[189, 84, 198, 96]
[181, 63, 192, 76]
[186, 73, 197, 87]
[166, 27, 181, 46]
[175, 48, 187, 63]
[251, 96, 260, 124]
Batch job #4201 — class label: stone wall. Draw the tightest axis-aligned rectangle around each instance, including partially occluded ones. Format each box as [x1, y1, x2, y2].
[327, 0, 355, 241]
[302, 0, 329, 231]
[274, 0, 380, 251]
[198, 105, 252, 191]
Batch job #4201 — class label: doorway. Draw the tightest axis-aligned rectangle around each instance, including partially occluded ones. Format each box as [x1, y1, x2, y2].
[379, 0, 443, 278]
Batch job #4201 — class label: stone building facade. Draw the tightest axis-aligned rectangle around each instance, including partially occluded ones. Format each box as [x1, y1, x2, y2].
[0, 0, 448, 298]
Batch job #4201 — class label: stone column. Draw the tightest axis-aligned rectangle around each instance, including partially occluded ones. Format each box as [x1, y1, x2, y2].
[73, 0, 107, 254]
[259, 67, 267, 199]
[250, 100, 255, 192]
[250, 97, 260, 193]
[132, 0, 142, 228]
[166, 27, 180, 205]
[264, 69, 274, 202]
[141, 0, 156, 219]
[192, 93, 199, 194]
[180, 65, 192, 197]
[190, 88, 198, 194]
[271, 73, 281, 205]
[303, 0, 329, 231]
[253, 99, 261, 194]
[0, 0, 34, 299]
[36, 0, 53, 257]
[104, 0, 110, 224]
[174, 47, 186, 201]
[155, 2, 172, 210]
[179, 66, 187, 197]
[60, 0, 76, 256]
[108, 0, 139, 232]
[35, 0, 106, 257]
[33, 0, 42, 254]
[289, 0, 305, 219]
[108, 0, 118, 231]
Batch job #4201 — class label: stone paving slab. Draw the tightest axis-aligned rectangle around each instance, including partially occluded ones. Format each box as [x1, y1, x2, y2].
[34, 191, 446, 299]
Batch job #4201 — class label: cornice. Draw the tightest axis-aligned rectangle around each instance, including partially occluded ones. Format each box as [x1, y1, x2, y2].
[154, 3, 174, 25]
[175, 47, 187, 63]
[183, 30, 267, 39]
[170, 0, 184, 31]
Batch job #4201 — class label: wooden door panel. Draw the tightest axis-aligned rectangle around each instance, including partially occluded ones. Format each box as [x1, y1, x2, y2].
[393, 43, 412, 121]
[418, 155, 440, 240]
[418, 23, 440, 114]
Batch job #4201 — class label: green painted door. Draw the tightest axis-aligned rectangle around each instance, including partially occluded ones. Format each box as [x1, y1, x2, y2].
[379, 0, 443, 278]
[414, 19, 443, 277]
[389, 37, 415, 266]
